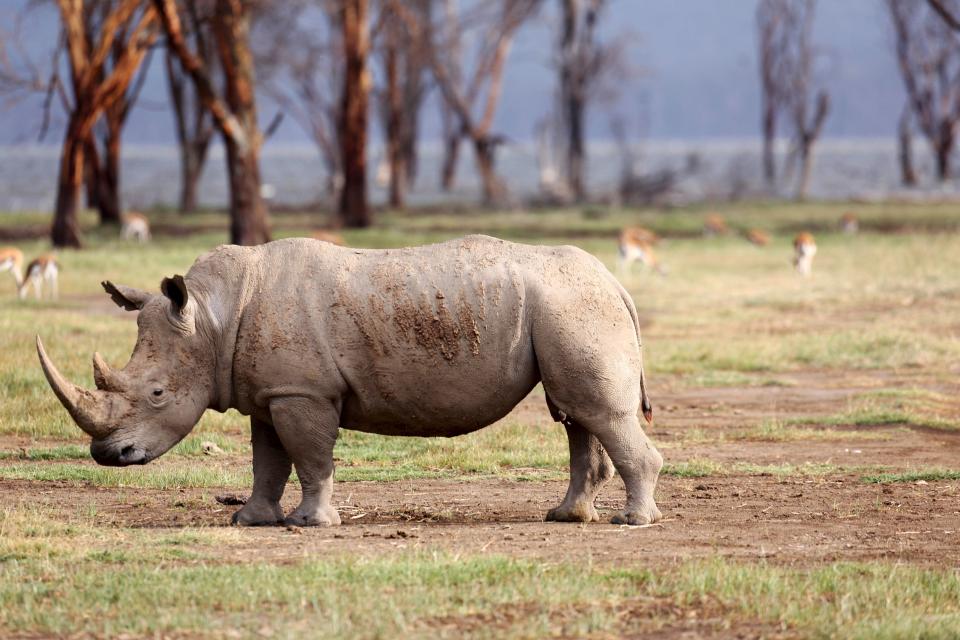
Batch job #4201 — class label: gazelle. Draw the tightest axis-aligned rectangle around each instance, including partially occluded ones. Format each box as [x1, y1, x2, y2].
[793, 232, 817, 276]
[703, 213, 727, 236]
[1, 246, 24, 294]
[20, 254, 60, 300]
[840, 212, 859, 234]
[121, 212, 151, 243]
[745, 229, 770, 246]
[617, 226, 666, 276]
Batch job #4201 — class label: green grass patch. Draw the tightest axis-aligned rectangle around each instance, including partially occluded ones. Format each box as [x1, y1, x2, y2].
[2, 546, 960, 638]
[862, 469, 960, 484]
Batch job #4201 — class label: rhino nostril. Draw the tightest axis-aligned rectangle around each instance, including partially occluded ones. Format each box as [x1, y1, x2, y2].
[120, 445, 135, 459]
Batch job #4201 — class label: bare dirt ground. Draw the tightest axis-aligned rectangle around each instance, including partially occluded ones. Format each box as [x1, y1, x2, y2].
[5, 370, 959, 570]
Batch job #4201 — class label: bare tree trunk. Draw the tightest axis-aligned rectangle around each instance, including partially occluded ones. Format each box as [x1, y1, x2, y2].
[474, 137, 505, 206]
[84, 137, 101, 210]
[558, 0, 593, 202]
[762, 104, 776, 189]
[52, 118, 86, 248]
[338, 0, 371, 227]
[441, 132, 461, 191]
[212, 0, 270, 244]
[935, 140, 952, 180]
[178, 142, 208, 212]
[899, 105, 917, 186]
[166, 49, 212, 213]
[97, 111, 124, 224]
[224, 137, 269, 245]
[384, 35, 406, 208]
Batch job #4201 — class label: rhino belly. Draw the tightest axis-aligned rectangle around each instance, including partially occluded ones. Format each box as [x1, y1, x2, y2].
[338, 349, 540, 437]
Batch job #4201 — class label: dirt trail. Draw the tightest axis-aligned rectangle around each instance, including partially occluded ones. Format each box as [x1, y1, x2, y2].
[3, 474, 958, 568]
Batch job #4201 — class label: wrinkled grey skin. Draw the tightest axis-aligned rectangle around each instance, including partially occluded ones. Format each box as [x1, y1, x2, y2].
[38, 236, 663, 526]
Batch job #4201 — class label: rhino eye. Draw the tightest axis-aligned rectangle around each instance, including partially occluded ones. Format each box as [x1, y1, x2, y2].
[152, 388, 164, 397]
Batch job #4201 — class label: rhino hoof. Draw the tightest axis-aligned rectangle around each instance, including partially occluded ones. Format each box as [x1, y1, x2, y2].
[284, 507, 341, 527]
[545, 503, 600, 523]
[610, 505, 662, 526]
[231, 502, 284, 526]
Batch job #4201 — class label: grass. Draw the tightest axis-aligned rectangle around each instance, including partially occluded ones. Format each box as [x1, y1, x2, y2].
[3, 504, 960, 639]
[3, 202, 960, 637]
[862, 469, 960, 484]
[792, 390, 959, 432]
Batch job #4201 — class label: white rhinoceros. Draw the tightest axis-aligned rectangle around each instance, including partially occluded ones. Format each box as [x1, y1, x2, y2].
[37, 236, 663, 526]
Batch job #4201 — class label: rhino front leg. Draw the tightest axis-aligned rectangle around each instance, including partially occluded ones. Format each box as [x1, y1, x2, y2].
[269, 397, 342, 527]
[232, 417, 291, 526]
[546, 421, 615, 523]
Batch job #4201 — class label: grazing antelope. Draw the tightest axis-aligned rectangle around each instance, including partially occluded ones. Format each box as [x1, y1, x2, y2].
[745, 229, 770, 247]
[311, 230, 346, 246]
[840, 212, 859, 234]
[121, 212, 151, 243]
[618, 226, 666, 275]
[703, 213, 728, 236]
[1, 246, 24, 294]
[792, 232, 817, 276]
[19, 253, 59, 300]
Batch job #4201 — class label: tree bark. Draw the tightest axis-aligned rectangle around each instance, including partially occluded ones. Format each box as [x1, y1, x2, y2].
[224, 136, 269, 245]
[474, 137, 505, 206]
[935, 140, 952, 181]
[338, 0, 371, 227]
[384, 31, 406, 208]
[97, 107, 124, 224]
[899, 106, 917, 186]
[441, 132, 461, 191]
[559, 0, 591, 202]
[52, 117, 87, 248]
[212, 0, 270, 244]
[762, 103, 776, 190]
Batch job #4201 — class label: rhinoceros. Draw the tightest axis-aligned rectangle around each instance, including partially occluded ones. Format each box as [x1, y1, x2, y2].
[36, 236, 663, 526]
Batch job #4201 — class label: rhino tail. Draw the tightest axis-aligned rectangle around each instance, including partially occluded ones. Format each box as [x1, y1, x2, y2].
[611, 276, 653, 425]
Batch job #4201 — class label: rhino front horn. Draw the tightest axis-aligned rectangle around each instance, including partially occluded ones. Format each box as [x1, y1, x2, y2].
[36, 336, 114, 439]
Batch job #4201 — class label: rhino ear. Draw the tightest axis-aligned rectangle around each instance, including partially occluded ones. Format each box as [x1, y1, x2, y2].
[161, 275, 189, 316]
[102, 281, 151, 311]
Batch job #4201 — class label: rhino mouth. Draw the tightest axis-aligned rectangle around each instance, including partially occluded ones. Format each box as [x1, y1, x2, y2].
[90, 441, 152, 467]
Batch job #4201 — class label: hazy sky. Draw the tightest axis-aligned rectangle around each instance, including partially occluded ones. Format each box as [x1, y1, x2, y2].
[0, 0, 905, 145]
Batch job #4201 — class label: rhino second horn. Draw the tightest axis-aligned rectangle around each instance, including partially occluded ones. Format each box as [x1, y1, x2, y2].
[36, 336, 114, 439]
[92, 352, 124, 391]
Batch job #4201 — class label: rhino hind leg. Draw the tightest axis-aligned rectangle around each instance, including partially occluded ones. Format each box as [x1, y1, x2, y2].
[269, 397, 342, 527]
[232, 417, 291, 526]
[591, 412, 663, 526]
[545, 419, 615, 523]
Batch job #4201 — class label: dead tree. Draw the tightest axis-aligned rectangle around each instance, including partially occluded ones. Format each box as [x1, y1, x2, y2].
[888, 0, 960, 181]
[84, 3, 156, 226]
[556, 0, 608, 202]
[256, 1, 344, 206]
[425, 0, 542, 206]
[376, 0, 431, 208]
[436, 0, 464, 191]
[756, 0, 828, 199]
[164, 1, 214, 213]
[337, 0, 371, 227]
[781, 0, 829, 200]
[899, 103, 918, 186]
[51, 0, 158, 248]
[154, 0, 271, 245]
[756, 0, 790, 191]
